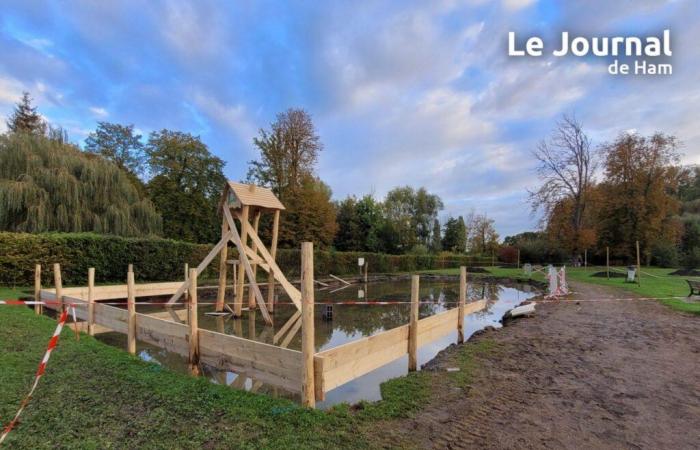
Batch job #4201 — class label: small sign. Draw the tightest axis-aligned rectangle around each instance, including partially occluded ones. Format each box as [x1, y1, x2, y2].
[358, 258, 365, 267]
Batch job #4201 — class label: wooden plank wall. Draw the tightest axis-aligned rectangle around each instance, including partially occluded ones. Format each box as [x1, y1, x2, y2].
[316, 299, 488, 394]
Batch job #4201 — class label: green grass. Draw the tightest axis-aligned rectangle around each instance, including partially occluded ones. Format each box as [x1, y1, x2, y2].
[423, 265, 700, 315]
[0, 304, 493, 449]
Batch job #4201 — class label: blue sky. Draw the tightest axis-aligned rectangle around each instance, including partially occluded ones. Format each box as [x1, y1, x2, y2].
[1, 0, 698, 238]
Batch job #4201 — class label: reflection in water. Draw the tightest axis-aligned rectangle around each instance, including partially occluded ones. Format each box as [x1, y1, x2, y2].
[95, 279, 535, 407]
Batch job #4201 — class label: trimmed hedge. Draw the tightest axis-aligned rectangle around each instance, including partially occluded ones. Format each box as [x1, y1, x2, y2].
[0, 232, 483, 286]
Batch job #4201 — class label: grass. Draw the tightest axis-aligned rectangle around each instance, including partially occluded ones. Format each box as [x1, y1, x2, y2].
[422, 265, 700, 315]
[0, 303, 494, 449]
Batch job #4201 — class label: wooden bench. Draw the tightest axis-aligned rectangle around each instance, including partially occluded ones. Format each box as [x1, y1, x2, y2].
[686, 279, 700, 296]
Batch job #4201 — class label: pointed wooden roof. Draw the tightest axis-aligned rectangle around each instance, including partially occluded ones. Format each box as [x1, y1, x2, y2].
[224, 181, 285, 211]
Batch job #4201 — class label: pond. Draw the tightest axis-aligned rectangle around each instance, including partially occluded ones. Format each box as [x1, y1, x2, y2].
[95, 278, 538, 408]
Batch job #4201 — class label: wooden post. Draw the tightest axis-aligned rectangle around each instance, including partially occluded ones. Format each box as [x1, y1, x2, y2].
[584, 249, 587, 270]
[606, 246, 610, 280]
[216, 217, 229, 312]
[34, 264, 42, 315]
[128, 263, 133, 273]
[248, 210, 261, 309]
[636, 240, 641, 286]
[53, 263, 63, 316]
[127, 270, 136, 355]
[516, 248, 520, 269]
[364, 260, 368, 283]
[234, 205, 250, 316]
[87, 268, 95, 336]
[408, 274, 419, 371]
[458, 267, 466, 344]
[301, 242, 315, 408]
[188, 268, 200, 376]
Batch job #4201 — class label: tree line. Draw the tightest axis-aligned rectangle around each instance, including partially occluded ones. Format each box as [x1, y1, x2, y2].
[527, 114, 699, 267]
[1, 92, 495, 255]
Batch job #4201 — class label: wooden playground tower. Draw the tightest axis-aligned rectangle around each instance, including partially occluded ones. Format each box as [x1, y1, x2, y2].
[165, 181, 302, 324]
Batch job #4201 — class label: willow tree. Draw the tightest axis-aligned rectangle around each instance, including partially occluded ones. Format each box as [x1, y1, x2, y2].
[0, 132, 162, 236]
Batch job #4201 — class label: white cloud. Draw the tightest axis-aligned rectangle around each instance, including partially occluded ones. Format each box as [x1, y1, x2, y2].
[89, 106, 108, 118]
[502, 0, 537, 12]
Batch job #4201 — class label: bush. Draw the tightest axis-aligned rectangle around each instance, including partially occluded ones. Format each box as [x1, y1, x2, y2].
[498, 246, 518, 264]
[650, 242, 679, 268]
[0, 232, 485, 286]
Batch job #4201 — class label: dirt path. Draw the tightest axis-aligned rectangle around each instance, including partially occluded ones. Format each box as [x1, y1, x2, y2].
[391, 282, 700, 449]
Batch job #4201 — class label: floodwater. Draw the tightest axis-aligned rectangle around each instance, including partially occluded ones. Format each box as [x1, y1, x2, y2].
[95, 278, 537, 408]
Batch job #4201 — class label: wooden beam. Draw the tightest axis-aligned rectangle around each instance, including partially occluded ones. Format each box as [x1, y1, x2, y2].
[215, 217, 229, 312]
[34, 264, 42, 315]
[127, 271, 136, 355]
[329, 274, 351, 286]
[188, 268, 200, 376]
[458, 266, 466, 344]
[53, 263, 63, 316]
[273, 310, 301, 344]
[267, 209, 280, 312]
[301, 242, 315, 408]
[234, 205, 250, 315]
[240, 219, 301, 309]
[87, 268, 95, 336]
[248, 210, 261, 309]
[408, 275, 419, 371]
[223, 206, 272, 325]
[165, 231, 234, 305]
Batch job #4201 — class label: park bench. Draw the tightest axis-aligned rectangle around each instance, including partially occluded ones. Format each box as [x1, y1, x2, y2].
[686, 279, 700, 296]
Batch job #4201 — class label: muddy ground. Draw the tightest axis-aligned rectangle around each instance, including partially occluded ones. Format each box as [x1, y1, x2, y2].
[390, 282, 700, 449]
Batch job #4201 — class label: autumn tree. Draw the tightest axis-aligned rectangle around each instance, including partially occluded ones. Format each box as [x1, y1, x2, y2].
[145, 130, 225, 243]
[280, 176, 337, 248]
[597, 132, 681, 262]
[530, 114, 597, 256]
[467, 213, 499, 255]
[6, 92, 45, 135]
[247, 108, 322, 201]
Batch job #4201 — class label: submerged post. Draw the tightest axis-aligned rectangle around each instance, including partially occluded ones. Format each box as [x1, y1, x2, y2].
[34, 264, 42, 315]
[127, 270, 136, 355]
[267, 210, 280, 313]
[216, 218, 229, 312]
[188, 268, 200, 376]
[87, 268, 95, 336]
[364, 260, 369, 284]
[458, 267, 466, 344]
[301, 242, 315, 408]
[408, 274, 419, 371]
[53, 263, 63, 316]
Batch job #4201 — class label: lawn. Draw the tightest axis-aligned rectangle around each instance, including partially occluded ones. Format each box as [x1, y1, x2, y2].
[423, 265, 700, 315]
[0, 303, 497, 449]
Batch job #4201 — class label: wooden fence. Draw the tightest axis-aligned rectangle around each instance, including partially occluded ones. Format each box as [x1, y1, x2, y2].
[38, 255, 490, 407]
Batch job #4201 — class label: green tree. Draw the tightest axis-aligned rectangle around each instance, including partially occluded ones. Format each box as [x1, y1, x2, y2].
[334, 194, 384, 252]
[0, 132, 161, 235]
[430, 218, 442, 252]
[85, 122, 147, 196]
[442, 216, 467, 253]
[280, 177, 337, 248]
[383, 186, 443, 253]
[6, 92, 45, 135]
[145, 130, 225, 243]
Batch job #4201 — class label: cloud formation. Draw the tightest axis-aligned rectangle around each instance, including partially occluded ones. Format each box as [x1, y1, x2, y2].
[0, 0, 698, 237]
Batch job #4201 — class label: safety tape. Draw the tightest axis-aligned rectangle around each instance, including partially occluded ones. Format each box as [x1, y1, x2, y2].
[0, 309, 69, 445]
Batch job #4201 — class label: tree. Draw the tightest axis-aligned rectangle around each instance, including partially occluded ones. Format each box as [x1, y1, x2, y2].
[85, 122, 146, 175]
[597, 132, 681, 261]
[0, 132, 161, 235]
[467, 214, 499, 254]
[85, 122, 147, 196]
[145, 130, 225, 243]
[247, 108, 322, 201]
[530, 114, 596, 255]
[6, 92, 45, 135]
[334, 194, 384, 252]
[279, 176, 337, 248]
[383, 186, 443, 253]
[430, 218, 442, 252]
[442, 216, 467, 252]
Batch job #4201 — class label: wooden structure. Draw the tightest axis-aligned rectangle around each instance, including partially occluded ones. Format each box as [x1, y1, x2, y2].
[163, 182, 302, 324]
[37, 219, 491, 407]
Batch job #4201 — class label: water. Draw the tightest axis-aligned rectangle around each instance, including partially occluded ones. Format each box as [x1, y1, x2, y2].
[95, 278, 537, 407]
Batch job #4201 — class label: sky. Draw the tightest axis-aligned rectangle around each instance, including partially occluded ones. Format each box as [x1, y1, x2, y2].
[1, 0, 699, 238]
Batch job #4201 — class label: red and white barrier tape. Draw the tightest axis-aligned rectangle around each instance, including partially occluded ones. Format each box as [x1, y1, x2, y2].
[0, 309, 69, 445]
